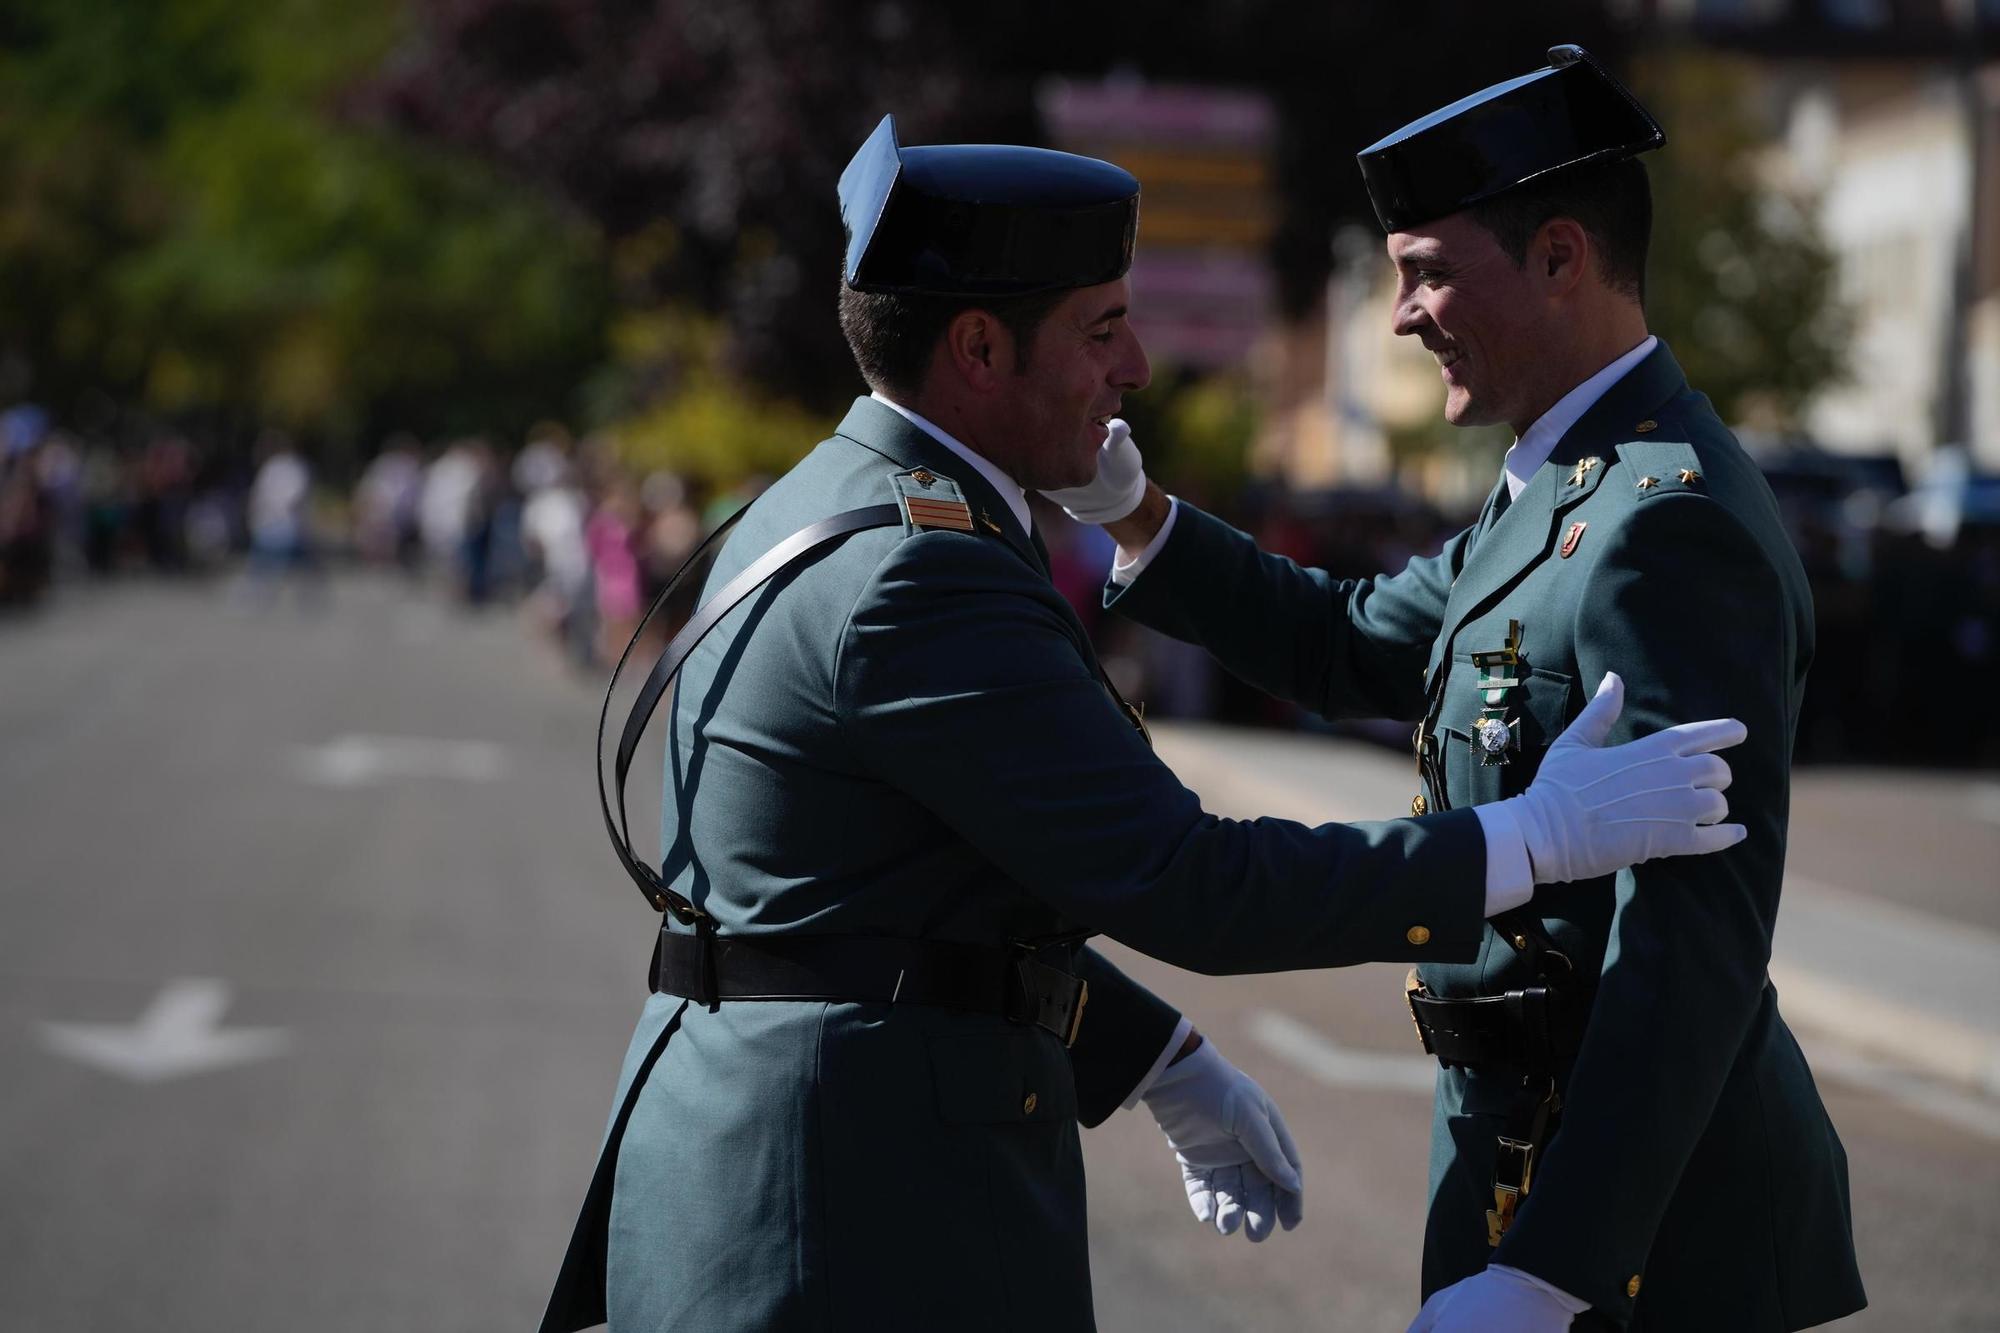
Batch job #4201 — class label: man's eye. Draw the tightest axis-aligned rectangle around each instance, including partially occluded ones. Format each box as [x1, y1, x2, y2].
[1091, 330, 1115, 343]
[1415, 269, 1446, 287]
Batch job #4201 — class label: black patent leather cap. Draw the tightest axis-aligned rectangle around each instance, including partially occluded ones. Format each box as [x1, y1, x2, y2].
[839, 115, 1139, 297]
[1356, 45, 1665, 233]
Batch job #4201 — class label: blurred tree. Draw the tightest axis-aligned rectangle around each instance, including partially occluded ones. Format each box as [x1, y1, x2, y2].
[1633, 51, 1851, 429]
[1117, 372, 1258, 513]
[0, 2, 1846, 480]
[359, 1, 1630, 412]
[0, 0, 610, 454]
[356, 0, 984, 419]
[606, 309, 832, 481]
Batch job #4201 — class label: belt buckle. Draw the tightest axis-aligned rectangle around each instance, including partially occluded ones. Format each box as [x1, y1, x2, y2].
[1062, 977, 1089, 1048]
[1486, 1135, 1536, 1247]
[1010, 956, 1090, 1048]
[1403, 969, 1436, 1057]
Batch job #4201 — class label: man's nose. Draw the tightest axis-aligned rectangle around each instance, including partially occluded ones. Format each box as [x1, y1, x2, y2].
[1116, 328, 1151, 392]
[1391, 284, 1428, 339]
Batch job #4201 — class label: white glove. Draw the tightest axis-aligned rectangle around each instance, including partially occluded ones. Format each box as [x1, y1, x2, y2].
[1139, 1037, 1304, 1241]
[1407, 1268, 1583, 1333]
[1506, 672, 1747, 885]
[1042, 418, 1147, 524]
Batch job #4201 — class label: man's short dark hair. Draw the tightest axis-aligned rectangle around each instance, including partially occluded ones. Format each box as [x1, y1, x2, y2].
[838, 281, 1070, 398]
[1465, 156, 1652, 303]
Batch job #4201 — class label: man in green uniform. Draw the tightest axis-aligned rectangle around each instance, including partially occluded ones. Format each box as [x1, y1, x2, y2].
[539, 110, 1752, 1333]
[1052, 46, 1864, 1333]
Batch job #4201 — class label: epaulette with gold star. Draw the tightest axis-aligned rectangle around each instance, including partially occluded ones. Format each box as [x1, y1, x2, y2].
[1614, 435, 1705, 501]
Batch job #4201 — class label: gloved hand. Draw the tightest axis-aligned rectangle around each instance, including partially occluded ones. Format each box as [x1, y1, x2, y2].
[1407, 1267, 1581, 1333]
[1139, 1036, 1304, 1241]
[1042, 418, 1148, 525]
[1508, 672, 1747, 884]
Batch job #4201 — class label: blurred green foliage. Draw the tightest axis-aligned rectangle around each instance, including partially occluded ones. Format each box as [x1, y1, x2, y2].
[606, 310, 831, 481]
[1635, 50, 1851, 429]
[0, 0, 610, 450]
[1116, 374, 1259, 513]
[0, 3, 1848, 485]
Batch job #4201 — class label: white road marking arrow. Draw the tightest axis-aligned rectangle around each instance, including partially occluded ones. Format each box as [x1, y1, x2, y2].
[40, 978, 290, 1083]
[289, 733, 508, 788]
[1246, 1010, 1436, 1095]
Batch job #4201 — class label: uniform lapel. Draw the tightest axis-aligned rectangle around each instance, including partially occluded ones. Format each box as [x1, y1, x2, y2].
[832, 397, 1047, 577]
[1429, 463, 1574, 673]
[1428, 342, 1687, 670]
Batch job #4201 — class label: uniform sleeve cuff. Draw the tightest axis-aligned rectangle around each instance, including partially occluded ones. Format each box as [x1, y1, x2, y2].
[1109, 497, 1179, 587]
[1121, 1015, 1194, 1110]
[1473, 800, 1534, 916]
[1487, 1264, 1591, 1315]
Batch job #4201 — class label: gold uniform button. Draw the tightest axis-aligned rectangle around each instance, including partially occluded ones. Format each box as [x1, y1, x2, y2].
[1406, 926, 1432, 946]
[1022, 1092, 1038, 1116]
[1411, 794, 1429, 816]
[1634, 419, 1657, 433]
[1627, 1274, 1642, 1299]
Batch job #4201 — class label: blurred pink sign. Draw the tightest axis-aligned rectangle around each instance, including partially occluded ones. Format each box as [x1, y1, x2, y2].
[1039, 78, 1277, 370]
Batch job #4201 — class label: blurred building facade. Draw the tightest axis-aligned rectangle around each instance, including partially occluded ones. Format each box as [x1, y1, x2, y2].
[1778, 60, 1999, 472]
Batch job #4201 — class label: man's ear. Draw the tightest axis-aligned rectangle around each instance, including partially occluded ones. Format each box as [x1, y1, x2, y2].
[942, 308, 1014, 392]
[1537, 217, 1592, 297]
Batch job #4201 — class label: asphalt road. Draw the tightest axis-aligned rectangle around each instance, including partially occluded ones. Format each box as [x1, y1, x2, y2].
[2, 572, 1995, 1331]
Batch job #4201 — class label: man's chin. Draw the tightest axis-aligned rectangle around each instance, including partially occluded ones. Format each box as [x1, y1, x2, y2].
[1054, 453, 1100, 491]
[1442, 391, 1493, 429]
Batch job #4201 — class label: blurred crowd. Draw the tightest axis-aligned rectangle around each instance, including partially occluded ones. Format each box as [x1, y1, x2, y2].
[3, 401, 1995, 764]
[348, 425, 759, 673]
[0, 405, 240, 607]
[0, 405, 756, 677]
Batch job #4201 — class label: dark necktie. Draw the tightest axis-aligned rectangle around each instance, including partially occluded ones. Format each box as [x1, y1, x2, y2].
[1474, 472, 1513, 547]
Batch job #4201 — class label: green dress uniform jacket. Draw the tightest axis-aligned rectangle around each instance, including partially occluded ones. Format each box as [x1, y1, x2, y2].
[1108, 344, 1866, 1330]
[542, 396, 1495, 1333]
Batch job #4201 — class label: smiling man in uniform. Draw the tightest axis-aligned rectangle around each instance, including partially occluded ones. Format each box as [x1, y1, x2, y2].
[1052, 46, 1864, 1333]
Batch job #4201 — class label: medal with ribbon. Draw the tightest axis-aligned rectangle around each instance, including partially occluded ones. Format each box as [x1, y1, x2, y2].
[1469, 619, 1525, 767]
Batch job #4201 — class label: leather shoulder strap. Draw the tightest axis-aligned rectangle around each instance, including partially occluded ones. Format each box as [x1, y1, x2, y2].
[596, 503, 902, 918]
